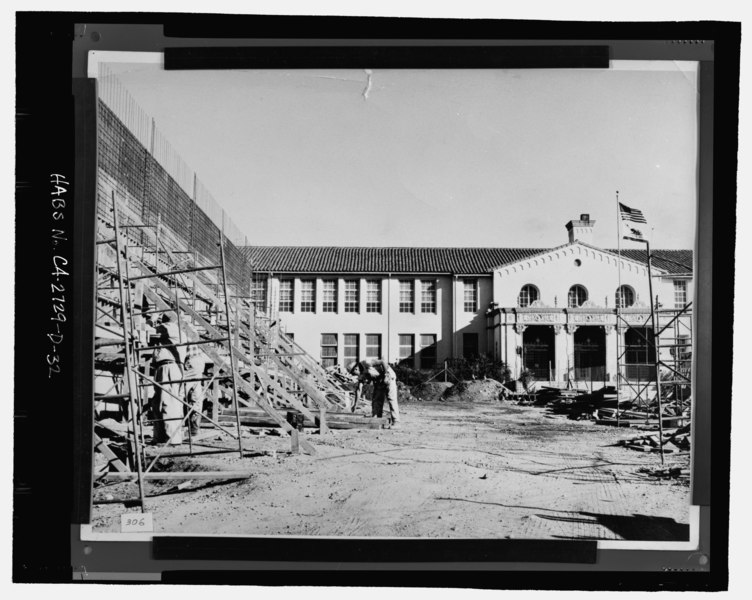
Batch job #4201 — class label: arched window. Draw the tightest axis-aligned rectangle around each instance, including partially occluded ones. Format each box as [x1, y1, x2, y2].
[568, 285, 588, 308]
[615, 285, 635, 309]
[518, 284, 540, 307]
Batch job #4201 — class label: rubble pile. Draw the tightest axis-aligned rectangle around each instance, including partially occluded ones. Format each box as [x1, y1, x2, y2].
[618, 424, 691, 453]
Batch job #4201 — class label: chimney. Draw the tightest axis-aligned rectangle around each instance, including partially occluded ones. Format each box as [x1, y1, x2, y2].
[565, 213, 595, 244]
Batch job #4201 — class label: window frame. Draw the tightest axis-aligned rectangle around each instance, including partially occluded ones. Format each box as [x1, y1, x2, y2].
[322, 278, 338, 313]
[365, 333, 382, 359]
[399, 279, 414, 313]
[568, 284, 588, 308]
[420, 279, 437, 314]
[344, 280, 360, 313]
[463, 278, 478, 313]
[615, 285, 636, 309]
[278, 279, 294, 313]
[366, 279, 382, 313]
[300, 279, 316, 313]
[320, 333, 338, 368]
[518, 284, 540, 308]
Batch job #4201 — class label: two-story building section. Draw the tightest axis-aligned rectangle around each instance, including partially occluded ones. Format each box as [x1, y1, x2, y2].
[244, 215, 693, 387]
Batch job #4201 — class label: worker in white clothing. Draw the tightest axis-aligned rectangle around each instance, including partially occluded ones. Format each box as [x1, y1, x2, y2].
[184, 345, 207, 436]
[150, 314, 185, 445]
[349, 358, 401, 428]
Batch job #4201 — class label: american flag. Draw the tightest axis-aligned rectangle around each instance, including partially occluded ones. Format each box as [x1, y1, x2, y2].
[618, 202, 648, 242]
[619, 202, 647, 224]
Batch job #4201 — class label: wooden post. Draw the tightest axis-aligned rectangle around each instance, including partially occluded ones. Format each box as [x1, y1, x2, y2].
[319, 406, 329, 435]
[290, 429, 300, 454]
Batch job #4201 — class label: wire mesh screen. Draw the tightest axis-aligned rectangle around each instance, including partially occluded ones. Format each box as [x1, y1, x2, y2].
[95, 66, 251, 295]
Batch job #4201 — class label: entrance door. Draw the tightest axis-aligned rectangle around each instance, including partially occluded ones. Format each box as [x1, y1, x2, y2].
[574, 327, 606, 384]
[522, 326, 555, 380]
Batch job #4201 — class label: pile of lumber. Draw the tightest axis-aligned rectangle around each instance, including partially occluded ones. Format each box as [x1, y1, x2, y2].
[596, 406, 689, 428]
[637, 466, 691, 480]
[219, 407, 387, 430]
[618, 424, 691, 453]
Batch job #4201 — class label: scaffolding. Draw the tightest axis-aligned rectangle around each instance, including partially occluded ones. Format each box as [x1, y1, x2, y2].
[94, 191, 354, 510]
[613, 298, 692, 463]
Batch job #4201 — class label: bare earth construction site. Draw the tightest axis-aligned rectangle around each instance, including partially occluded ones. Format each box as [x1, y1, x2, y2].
[92, 393, 690, 540]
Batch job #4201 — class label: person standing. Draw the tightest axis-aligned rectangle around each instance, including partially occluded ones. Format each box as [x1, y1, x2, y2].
[150, 314, 185, 445]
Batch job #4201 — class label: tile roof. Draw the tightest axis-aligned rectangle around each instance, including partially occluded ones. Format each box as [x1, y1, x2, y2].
[243, 246, 693, 275]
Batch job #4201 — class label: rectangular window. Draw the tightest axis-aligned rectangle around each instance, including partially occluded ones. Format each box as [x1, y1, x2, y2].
[301, 279, 315, 312]
[366, 279, 382, 313]
[251, 275, 268, 311]
[321, 333, 338, 368]
[399, 280, 414, 313]
[419, 334, 437, 369]
[421, 280, 437, 313]
[344, 334, 359, 366]
[398, 334, 415, 363]
[322, 279, 337, 313]
[462, 332, 479, 359]
[463, 279, 478, 312]
[674, 280, 687, 308]
[344, 280, 360, 313]
[279, 279, 294, 313]
[365, 334, 382, 359]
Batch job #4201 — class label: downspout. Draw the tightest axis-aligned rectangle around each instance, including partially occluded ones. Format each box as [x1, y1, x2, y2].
[453, 274, 458, 359]
[387, 273, 391, 363]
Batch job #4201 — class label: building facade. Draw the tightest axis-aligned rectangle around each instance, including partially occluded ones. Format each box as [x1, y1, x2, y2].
[244, 216, 693, 386]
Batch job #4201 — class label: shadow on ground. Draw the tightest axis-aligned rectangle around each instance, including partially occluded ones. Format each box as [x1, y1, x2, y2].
[540, 511, 690, 541]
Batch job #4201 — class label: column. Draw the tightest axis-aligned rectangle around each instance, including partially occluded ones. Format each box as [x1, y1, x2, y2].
[553, 325, 567, 385]
[604, 324, 618, 385]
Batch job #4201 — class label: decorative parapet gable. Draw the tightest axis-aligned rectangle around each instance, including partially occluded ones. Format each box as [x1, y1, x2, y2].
[494, 242, 663, 279]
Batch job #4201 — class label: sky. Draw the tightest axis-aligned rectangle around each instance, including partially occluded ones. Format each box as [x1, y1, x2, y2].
[103, 59, 698, 250]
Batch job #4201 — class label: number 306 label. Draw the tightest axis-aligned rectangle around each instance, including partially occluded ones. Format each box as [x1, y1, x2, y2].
[120, 513, 154, 533]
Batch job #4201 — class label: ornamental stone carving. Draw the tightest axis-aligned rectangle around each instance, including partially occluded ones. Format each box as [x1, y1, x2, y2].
[569, 312, 609, 324]
[514, 324, 527, 334]
[565, 324, 579, 334]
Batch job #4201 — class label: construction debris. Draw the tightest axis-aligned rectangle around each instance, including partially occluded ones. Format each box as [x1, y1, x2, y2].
[618, 424, 691, 453]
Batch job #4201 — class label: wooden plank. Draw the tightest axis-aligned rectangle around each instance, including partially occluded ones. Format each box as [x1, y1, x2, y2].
[93, 433, 129, 473]
[104, 471, 253, 480]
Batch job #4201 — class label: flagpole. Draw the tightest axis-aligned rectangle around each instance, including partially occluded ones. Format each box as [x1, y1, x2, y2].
[615, 192, 623, 426]
[645, 238, 666, 465]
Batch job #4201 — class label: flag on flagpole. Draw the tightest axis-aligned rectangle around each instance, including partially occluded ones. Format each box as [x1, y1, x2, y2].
[618, 202, 649, 242]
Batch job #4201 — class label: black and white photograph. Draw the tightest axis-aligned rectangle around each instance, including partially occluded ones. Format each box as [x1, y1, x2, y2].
[84, 50, 702, 544]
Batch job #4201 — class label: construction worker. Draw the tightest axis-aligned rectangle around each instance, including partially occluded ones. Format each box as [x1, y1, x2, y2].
[350, 358, 401, 428]
[150, 314, 185, 445]
[184, 345, 207, 436]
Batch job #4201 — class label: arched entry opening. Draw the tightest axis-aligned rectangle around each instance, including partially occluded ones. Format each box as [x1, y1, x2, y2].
[574, 327, 606, 384]
[522, 325, 555, 381]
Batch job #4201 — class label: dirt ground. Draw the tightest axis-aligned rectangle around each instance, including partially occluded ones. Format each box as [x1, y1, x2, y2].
[92, 400, 691, 540]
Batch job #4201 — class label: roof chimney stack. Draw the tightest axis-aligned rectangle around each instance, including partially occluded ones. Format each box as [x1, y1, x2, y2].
[565, 214, 596, 245]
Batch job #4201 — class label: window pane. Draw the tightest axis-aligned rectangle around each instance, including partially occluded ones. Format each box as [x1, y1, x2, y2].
[420, 334, 437, 369]
[568, 285, 587, 308]
[344, 280, 359, 313]
[365, 334, 381, 358]
[343, 334, 359, 364]
[322, 279, 337, 313]
[674, 280, 687, 308]
[518, 285, 539, 307]
[251, 275, 267, 310]
[301, 279, 315, 312]
[421, 280, 436, 313]
[366, 280, 381, 313]
[463, 279, 478, 312]
[321, 333, 337, 367]
[279, 280, 294, 312]
[399, 280, 414, 313]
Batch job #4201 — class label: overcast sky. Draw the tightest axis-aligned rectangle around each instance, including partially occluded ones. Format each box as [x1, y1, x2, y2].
[104, 61, 698, 249]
